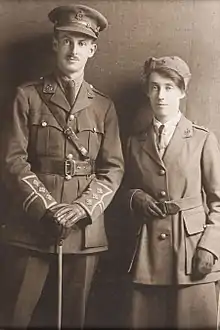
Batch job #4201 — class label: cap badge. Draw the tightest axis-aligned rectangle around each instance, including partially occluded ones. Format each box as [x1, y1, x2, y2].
[75, 10, 84, 20]
[43, 84, 54, 93]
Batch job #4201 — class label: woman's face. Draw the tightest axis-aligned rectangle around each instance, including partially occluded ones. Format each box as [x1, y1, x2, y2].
[147, 71, 185, 123]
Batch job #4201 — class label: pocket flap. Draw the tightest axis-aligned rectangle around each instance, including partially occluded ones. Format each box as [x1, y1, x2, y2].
[183, 207, 206, 235]
[78, 120, 104, 134]
[32, 113, 62, 131]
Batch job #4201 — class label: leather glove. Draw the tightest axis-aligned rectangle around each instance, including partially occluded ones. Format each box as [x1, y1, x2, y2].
[40, 203, 70, 244]
[192, 248, 215, 279]
[53, 203, 87, 229]
[132, 190, 166, 218]
[41, 203, 87, 242]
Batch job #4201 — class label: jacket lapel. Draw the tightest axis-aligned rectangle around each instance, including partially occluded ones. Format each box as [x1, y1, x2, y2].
[138, 122, 164, 167]
[163, 115, 193, 164]
[137, 115, 193, 167]
[42, 75, 71, 112]
[71, 81, 94, 114]
[42, 75, 94, 114]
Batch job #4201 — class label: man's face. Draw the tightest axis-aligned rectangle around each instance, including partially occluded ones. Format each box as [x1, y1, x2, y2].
[53, 31, 97, 77]
[147, 71, 185, 123]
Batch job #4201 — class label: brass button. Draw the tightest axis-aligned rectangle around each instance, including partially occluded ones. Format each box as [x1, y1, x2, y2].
[69, 114, 75, 121]
[159, 233, 167, 240]
[41, 121, 48, 127]
[66, 153, 73, 160]
[65, 174, 72, 180]
[159, 169, 166, 176]
[160, 191, 166, 197]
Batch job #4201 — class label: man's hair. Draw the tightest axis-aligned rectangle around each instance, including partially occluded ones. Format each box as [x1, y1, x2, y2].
[143, 67, 185, 92]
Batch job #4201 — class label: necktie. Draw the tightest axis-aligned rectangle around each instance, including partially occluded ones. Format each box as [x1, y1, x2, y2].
[66, 80, 75, 106]
[158, 124, 166, 157]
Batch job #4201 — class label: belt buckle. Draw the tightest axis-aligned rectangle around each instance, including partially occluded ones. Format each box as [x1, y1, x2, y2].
[64, 127, 78, 140]
[157, 201, 167, 214]
[64, 159, 76, 177]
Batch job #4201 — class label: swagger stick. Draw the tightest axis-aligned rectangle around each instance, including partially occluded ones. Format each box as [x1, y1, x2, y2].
[57, 241, 63, 330]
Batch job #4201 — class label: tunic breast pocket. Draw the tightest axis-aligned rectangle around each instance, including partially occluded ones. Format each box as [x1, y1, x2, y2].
[30, 115, 64, 157]
[183, 207, 206, 274]
[77, 121, 104, 159]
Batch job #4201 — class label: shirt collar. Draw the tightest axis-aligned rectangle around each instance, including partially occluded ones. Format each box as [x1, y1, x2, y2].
[153, 111, 182, 132]
[55, 69, 84, 93]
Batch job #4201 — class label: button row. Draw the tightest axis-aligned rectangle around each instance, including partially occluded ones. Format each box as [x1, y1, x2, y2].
[159, 233, 168, 240]
[66, 153, 73, 160]
[69, 114, 75, 121]
[159, 169, 166, 176]
[160, 190, 166, 197]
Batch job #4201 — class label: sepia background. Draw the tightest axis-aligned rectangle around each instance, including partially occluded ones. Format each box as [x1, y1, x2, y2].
[0, 0, 220, 326]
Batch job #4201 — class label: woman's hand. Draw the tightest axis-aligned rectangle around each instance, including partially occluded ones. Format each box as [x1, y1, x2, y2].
[132, 189, 166, 218]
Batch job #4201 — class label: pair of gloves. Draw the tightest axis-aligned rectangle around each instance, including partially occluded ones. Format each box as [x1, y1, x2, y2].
[132, 189, 215, 278]
[41, 203, 88, 243]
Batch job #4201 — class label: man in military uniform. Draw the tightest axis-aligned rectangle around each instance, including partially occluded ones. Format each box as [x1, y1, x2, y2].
[123, 56, 220, 329]
[0, 4, 124, 328]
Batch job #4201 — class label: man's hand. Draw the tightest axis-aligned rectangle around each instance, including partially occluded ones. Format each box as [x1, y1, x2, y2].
[41, 203, 88, 242]
[53, 203, 87, 228]
[192, 248, 215, 278]
[132, 190, 166, 218]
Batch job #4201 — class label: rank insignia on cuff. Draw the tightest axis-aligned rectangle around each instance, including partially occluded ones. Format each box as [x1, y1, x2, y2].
[77, 182, 113, 219]
[22, 175, 56, 212]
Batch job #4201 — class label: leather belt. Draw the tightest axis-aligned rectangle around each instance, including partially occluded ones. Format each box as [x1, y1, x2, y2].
[32, 158, 95, 177]
[155, 195, 203, 215]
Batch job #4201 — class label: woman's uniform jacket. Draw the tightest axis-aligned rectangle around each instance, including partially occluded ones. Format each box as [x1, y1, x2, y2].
[125, 114, 220, 285]
[0, 73, 124, 254]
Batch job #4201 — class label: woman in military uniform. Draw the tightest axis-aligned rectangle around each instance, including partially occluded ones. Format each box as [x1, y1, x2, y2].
[124, 56, 220, 329]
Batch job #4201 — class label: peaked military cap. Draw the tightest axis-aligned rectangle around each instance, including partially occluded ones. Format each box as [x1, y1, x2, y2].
[48, 4, 108, 39]
[144, 56, 191, 89]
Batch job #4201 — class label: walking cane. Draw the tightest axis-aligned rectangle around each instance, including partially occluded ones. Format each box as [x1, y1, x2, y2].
[217, 282, 220, 330]
[57, 240, 63, 330]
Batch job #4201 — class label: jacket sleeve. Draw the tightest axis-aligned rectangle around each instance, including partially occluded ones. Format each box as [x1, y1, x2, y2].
[74, 101, 124, 222]
[198, 131, 220, 258]
[1, 87, 57, 221]
[119, 136, 141, 213]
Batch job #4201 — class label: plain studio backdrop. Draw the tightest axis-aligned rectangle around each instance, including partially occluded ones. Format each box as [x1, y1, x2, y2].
[0, 0, 220, 327]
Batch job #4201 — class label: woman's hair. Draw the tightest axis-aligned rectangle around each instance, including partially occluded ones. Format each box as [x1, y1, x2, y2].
[143, 67, 185, 92]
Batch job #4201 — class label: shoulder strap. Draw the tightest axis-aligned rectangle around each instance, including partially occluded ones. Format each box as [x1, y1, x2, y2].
[35, 85, 89, 159]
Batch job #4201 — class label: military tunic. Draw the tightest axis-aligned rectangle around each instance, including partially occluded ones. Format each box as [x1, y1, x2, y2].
[0, 73, 124, 254]
[124, 115, 220, 328]
[125, 115, 220, 285]
[0, 73, 124, 328]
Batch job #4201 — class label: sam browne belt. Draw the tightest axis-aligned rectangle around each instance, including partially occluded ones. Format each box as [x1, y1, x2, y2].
[32, 157, 95, 178]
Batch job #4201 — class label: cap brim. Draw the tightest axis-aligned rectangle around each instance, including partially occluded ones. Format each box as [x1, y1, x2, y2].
[55, 25, 97, 39]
